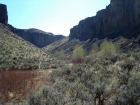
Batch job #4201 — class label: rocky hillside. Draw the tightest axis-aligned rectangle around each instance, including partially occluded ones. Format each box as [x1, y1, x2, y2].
[43, 37, 69, 53]
[44, 0, 140, 56]
[43, 36, 140, 56]
[0, 23, 63, 70]
[14, 28, 65, 48]
[70, 0, 140, 41]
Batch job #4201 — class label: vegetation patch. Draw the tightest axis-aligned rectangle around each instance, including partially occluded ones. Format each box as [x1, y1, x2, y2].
[0, 24, 64, 70]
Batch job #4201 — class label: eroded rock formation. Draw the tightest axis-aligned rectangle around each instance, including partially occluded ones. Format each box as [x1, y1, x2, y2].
[69, 0, 140, 40]
[14, 28, 65, 48]
[0, 4, 8, 25]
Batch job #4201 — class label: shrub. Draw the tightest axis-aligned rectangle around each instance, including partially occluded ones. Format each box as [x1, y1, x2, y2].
[54, 50, 65, 59]
[0, 70, 37, 101]
[100, 40, 118, 57]
[91, 43, 99, 54]
[27, 90, 43, 105]
[72, 45, 86, 64]
[28, 86, 65, 105]
[113, 74, 140, 105]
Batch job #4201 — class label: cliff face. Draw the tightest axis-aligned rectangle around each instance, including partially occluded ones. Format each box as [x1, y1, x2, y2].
[69, 0, 140, 40]
[0, 4, 8, 25]
[14, 28, 65, 48]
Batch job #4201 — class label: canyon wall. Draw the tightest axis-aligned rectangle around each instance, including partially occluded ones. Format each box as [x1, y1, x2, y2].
[69, 0, 140, 40]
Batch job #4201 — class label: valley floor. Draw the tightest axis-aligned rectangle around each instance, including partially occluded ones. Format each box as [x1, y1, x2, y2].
[0, 69, 56, 105]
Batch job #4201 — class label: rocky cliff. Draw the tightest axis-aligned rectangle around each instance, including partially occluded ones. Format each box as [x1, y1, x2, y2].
[69, 0, 140, 40]
[0, 4, 8, 25]
[14, 28, 65, 48]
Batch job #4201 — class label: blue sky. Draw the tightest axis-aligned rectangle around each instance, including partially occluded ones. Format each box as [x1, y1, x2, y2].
[1, 0, 110, 36]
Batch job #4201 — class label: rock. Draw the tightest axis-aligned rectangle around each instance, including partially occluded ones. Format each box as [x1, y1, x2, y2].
[0, 4, 8, 25]
[69, 0, 140, 40]
[14, 28, 65, 48]
[8, 91, 15, 100]
[8, 24, 15, 32]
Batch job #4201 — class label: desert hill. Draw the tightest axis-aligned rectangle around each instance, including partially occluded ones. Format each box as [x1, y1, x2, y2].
[0, 23, 62, 70]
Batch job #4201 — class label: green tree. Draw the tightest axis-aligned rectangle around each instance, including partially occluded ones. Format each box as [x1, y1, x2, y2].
[55, 50, 64, 58]
[100, 40, 118, 57]
[72, 45, 86, 63]
[90, 43, 99, 55]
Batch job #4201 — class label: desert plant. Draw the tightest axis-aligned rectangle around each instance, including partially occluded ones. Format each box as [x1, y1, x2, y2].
[54, 50, 65, 59]
[100, 40, 118, 57]
[40, 86, 65, 105]
[91, 43, 99, 54]
[68, 81, 91, 103]
[72, 45, 86, 64]
[114, 74, 140, 105]
[27, 90, 44, 105]
[0, 70, 37, 101]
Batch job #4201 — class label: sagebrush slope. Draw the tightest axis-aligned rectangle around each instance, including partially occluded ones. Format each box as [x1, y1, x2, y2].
[0, 23, 62, 70]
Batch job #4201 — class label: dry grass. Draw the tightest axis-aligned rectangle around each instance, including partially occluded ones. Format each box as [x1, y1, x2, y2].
[33, 69, 54, 90]
[0, 70, 37, 101]
[0, 69, 55, 102]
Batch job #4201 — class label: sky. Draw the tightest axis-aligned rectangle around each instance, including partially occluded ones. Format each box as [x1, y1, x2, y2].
[1, 0, 110, 36]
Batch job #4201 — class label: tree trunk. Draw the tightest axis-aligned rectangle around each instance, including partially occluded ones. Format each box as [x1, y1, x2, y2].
[99, 97, 101, 105]
[94, 98, 96, 105]
[100, 100, 104, 105]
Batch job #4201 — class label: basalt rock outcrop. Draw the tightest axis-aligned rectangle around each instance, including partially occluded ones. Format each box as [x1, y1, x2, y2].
[69, 0, 140, 40]
[0, 4, 8, 25]
[14, 28, 65, 48]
